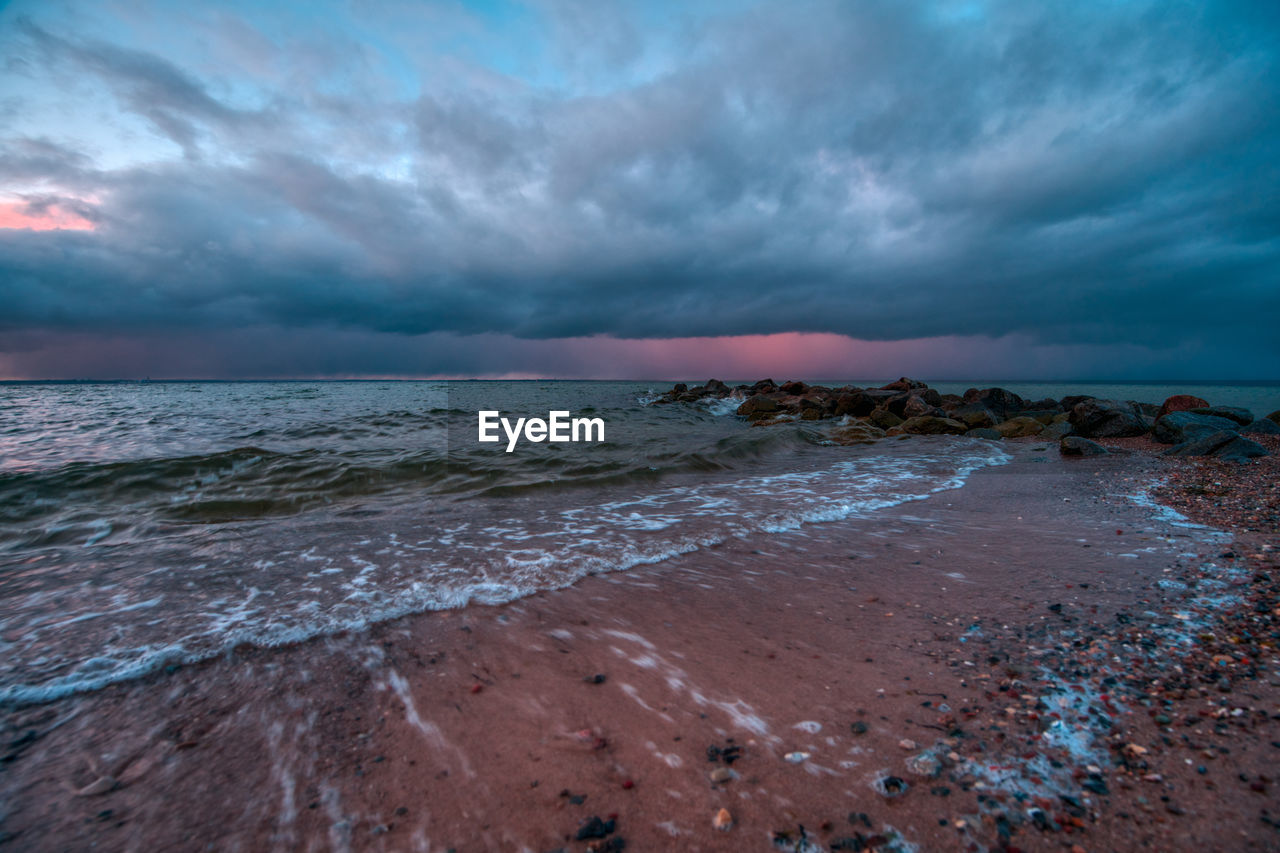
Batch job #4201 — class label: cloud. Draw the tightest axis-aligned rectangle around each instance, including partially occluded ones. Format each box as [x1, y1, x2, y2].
[0, 0, 1277, 376]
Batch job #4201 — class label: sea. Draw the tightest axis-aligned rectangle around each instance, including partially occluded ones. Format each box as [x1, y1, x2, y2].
[1, 379, 1276, 706]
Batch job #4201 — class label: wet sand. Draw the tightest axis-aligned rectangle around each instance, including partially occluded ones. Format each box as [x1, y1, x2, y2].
[3, 441, 1279, 851]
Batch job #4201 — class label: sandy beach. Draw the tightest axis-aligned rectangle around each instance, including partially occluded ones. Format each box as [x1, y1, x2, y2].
[3, 437, 1277, 852]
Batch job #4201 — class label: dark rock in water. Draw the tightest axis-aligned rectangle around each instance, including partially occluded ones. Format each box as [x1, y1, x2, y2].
[1152, 411, 1241, 444]
[952, 403, 998, 429]
[704, 379, 729, 395]
[1059, 394, 1094, 412]
[1134, 401, 1160, 417]
[1025, 397, 1063, 412]
[779, 380, 808, 395]
[1189, 405, 1253, 425]
[1069, 399, 1148, 437]
[751, 378, 777, 393]
[1243, 417, 1280, 436]
[869, 408, 904, 429]
[736, 394, 779, 419]
[834, 392, 878, 417]
[1165, 431, 1267, 461]
[995, 416, 1044, 438]
[966, 427, 1002, 440]
[576, 816, 616, 840]
[1060, 436, 1109, 457]
[672, 383, 688, 393]
[881, 377, 927, 392]
[1042, 420, 1073, 440]
[963, 387, 1026, 419]
[890, 393, 943, 419]
[1157, 394, 1210, 419]
[1269, 409, 1280, 426]
[900, 416, 966, 435]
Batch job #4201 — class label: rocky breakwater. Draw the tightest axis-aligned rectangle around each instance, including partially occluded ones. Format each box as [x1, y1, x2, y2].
[653, 378, 1278, 462]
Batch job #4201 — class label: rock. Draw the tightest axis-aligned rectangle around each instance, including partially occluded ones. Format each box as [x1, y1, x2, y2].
[833, 392, 878, 417]
[951, 403, 998, 429]
[1243, 417, 1280, 436]
[1165, 431, 1267, 461]
[672, 383, 688, 394]
[1157, 394, 1210, 419]
[966, 427, 1002, 440]
[994, 416, 1044, 438]
[1189, 406, 1254, 425]
[868, 408, 904, 429]
[576, 816, 616, 841]
[881, 377, 927, 392]
[850, 721, 869, 735]
[1060, 436, 1109, 457]
[900, 416, 966, 435]
[901, 395, 943, 419]
[829, 424, 885, 445]
[736, 394, 779, 419]
[751, 379, 777, 393]
[783, 752, 810, 763]
[1042, 420, 1073, 440]
[1059, 394, 1093, 412]
[704, 379, 729, 395]
[963, 387, 1027, 419]
[905, 752, 942, 778]
[1152, 411, 1241, 444]
[1269, 410, 1280, 426]
[780, 380, 809, 395]
[709, 767, 733, 783]
[1069, 399, 1148, 437]
[713, 808, 733, 832]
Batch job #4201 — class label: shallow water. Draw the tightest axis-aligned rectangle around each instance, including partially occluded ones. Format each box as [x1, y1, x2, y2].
[0, 381, 1014, 704]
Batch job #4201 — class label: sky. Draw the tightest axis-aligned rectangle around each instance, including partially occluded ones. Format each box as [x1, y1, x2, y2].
[0, 0, 1277, 380]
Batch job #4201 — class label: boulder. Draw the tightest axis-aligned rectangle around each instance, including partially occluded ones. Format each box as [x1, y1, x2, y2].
[736, 394, 779, 419]
[751, 379, 778, 393]
[1269, 410, 1280, 426]
[834, 392, 878, 417]
[1152, 411, 1241, 444]
[1157, 394, 1209, 419]
[881, 377, 928, 392]
[1059, 394, 1094, 412]
[828, 423, 886, 445]
[868, 408, 904, 429]
[1007, 409, 1060, 425]
[963, 387, 1026, 420]
[672, 383, 688, 393]
[900, 416, 966, 435]
[1243, 417, 1280, 436]
[704, 379, 729, 395]
[1069, 399, 1148, 437]
[1189, 406, 1254, 426]
[1025, 398, 1063, 412]
[780, 380, 808, 395]
[901, 395, 943, 419]
[995, 416, 1044, 438]
[1042, 420, 1074, 440]
[1060, 436, 1109, 457]
[952, 404, 998, 429]
[966, 427, 1002, 440]
[1165, 431, 1267, 461]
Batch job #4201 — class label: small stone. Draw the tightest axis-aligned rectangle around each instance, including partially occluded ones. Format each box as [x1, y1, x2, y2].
[710, 767, 733, 783]
[898, 738, 918, 750]
[713, 808, 733, 831]
[850, 721, 869, 735]
[784, 751, 810, 763]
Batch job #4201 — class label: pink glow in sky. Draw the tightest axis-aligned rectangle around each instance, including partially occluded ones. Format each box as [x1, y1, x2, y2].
[0, 202, 95, 232]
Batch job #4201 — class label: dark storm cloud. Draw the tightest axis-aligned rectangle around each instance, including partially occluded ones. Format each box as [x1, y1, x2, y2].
[1, 0, 1278, 374]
